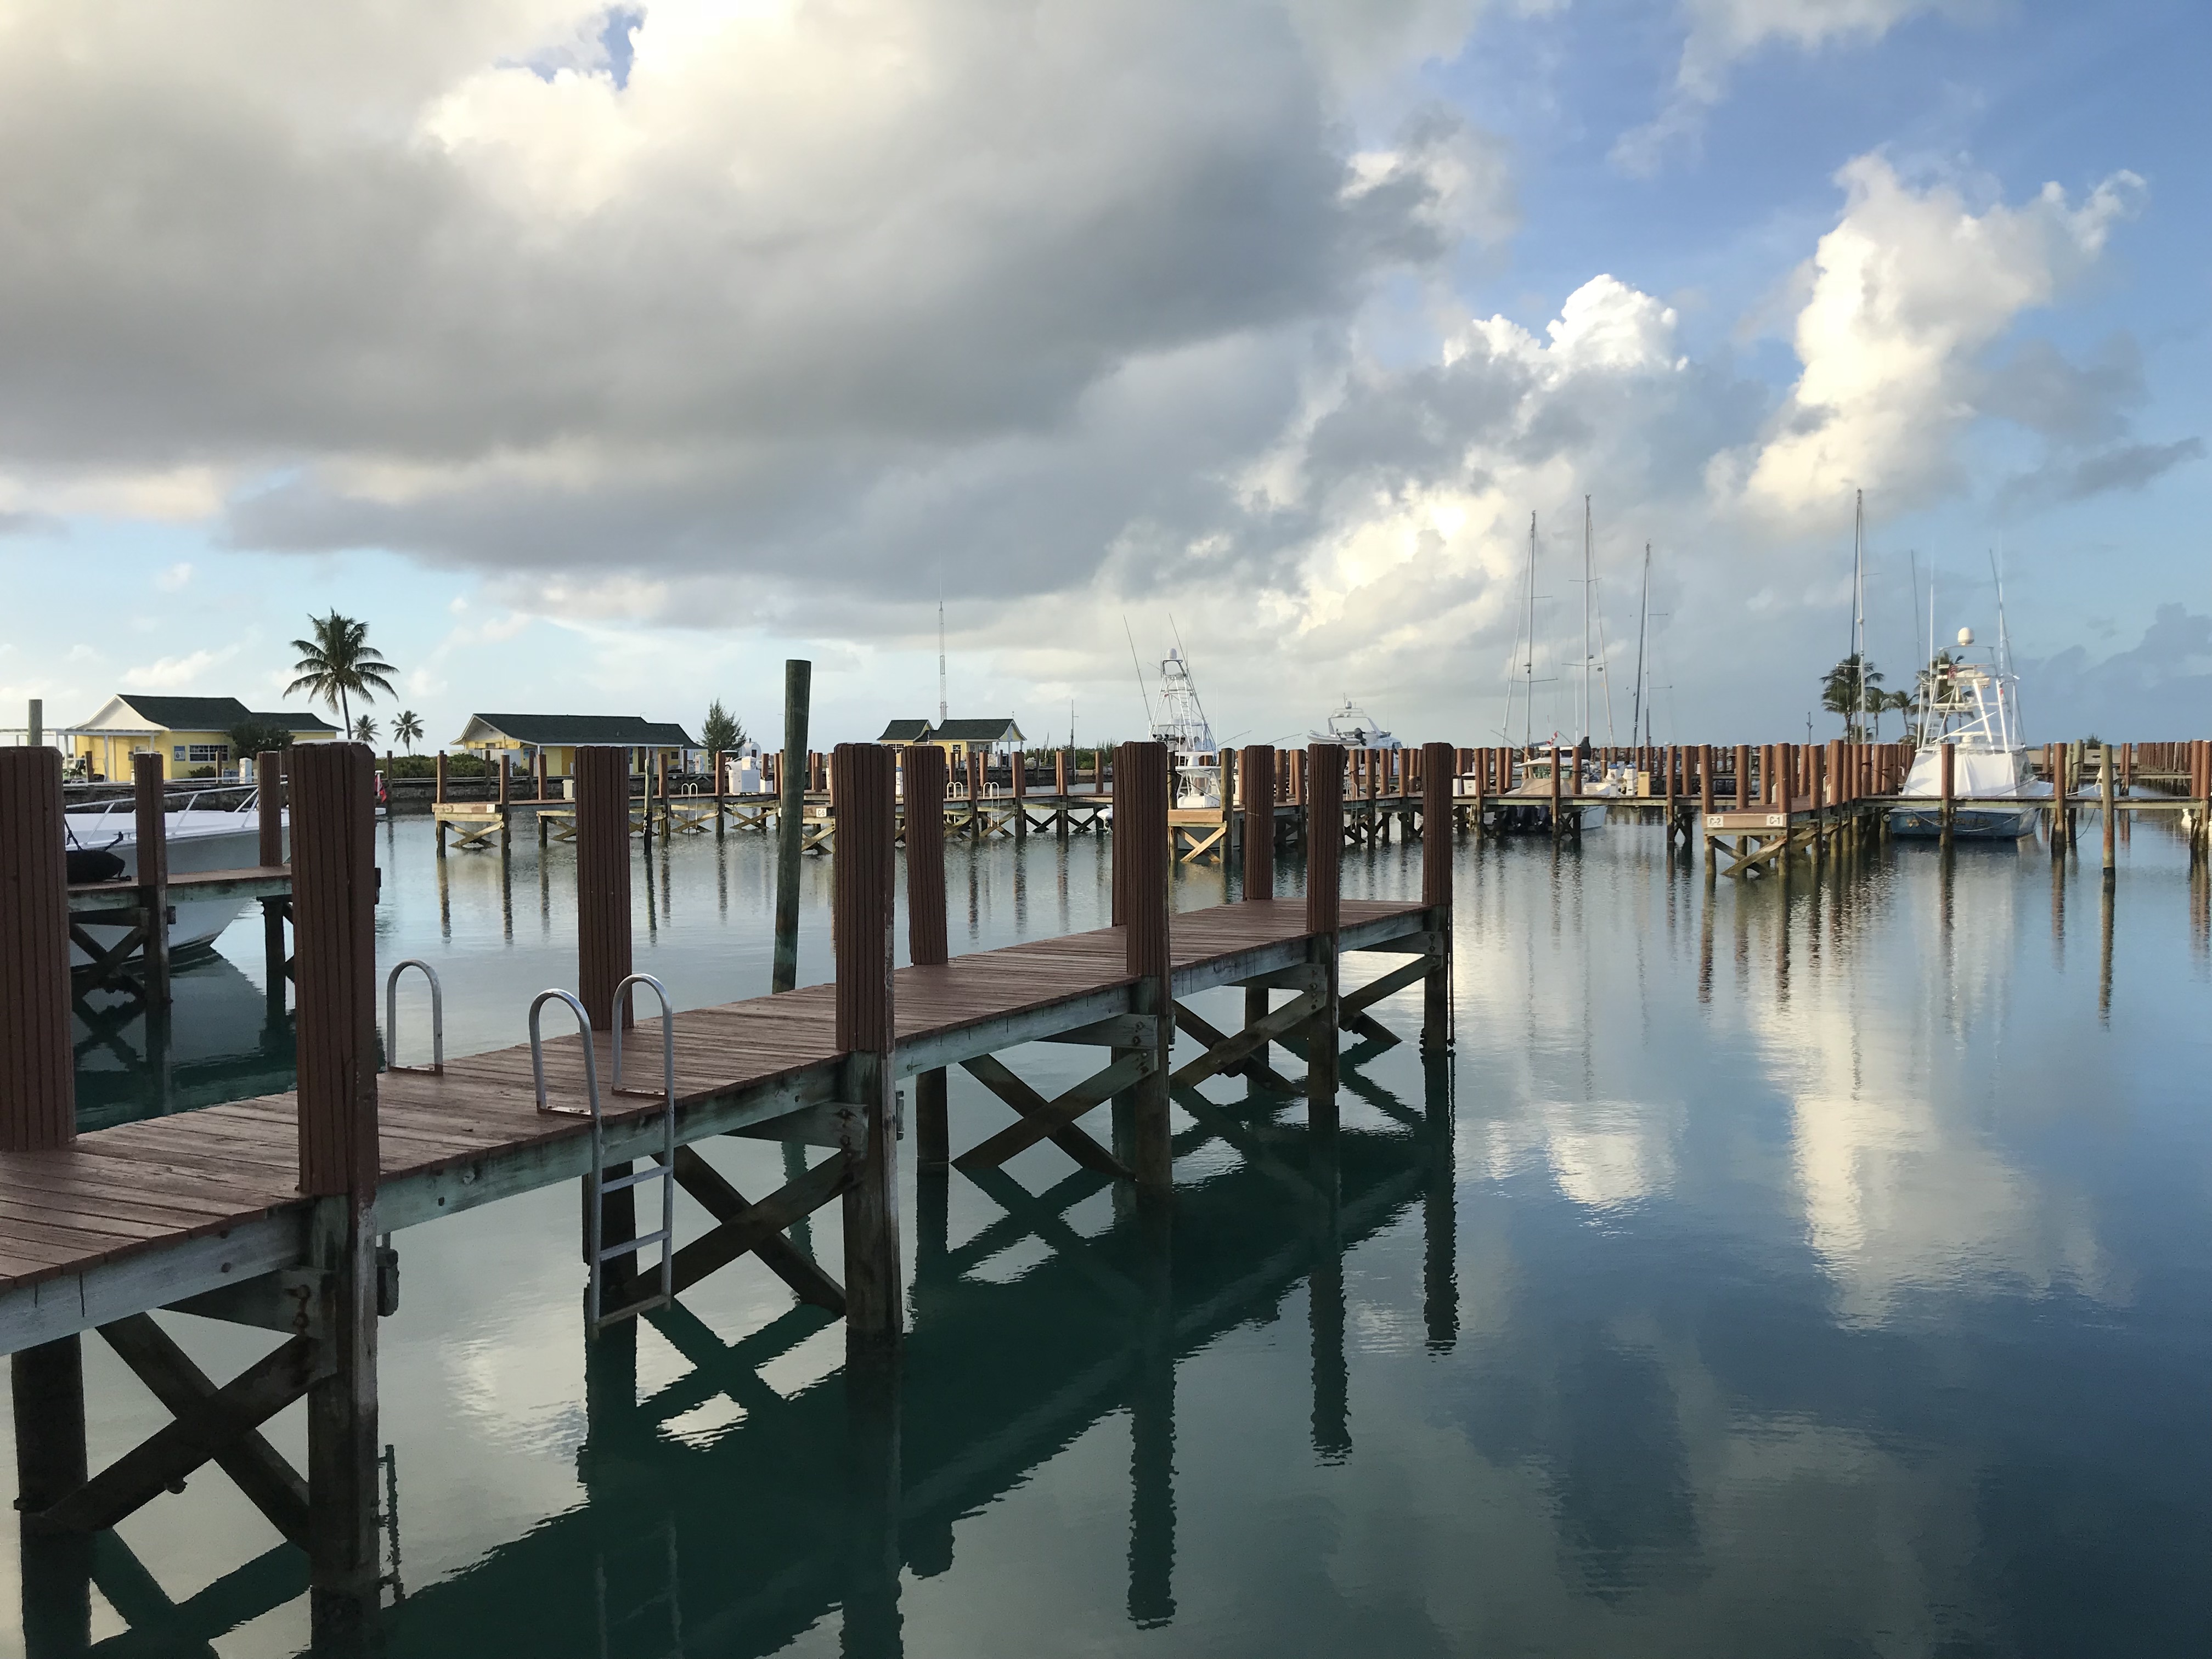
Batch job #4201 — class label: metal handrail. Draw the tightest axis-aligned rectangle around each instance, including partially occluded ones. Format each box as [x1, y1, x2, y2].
[610, 973, 674, 1103]
[384, 960, 444, 1075]
[528, 989, 600, 1120]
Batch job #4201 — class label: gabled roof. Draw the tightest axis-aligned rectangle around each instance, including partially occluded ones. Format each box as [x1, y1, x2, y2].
[254, 709, 340, 733]
[455, 713, 699, 749]
[933, 717, 1026, 743]
[64, 695, 340, 735]
[878, 719, 934, 742]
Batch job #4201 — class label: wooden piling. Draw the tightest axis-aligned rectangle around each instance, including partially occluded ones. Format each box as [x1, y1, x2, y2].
[1306, 743, 1344, 1134]
[132, 753, 171, 1006]
[2, 747, 75, 1154]
[1548, 742, 1563, 835]
[2101, 742, 2117, 880]
[905, 744, 950, 1168]
[287, 741, 382, 1643]
[833, 743, 902, 1346]
[1241, 745, 1277, 1040]
[574, 747, 635, 1032]
[774, 660, 812, 994]
[1420, 742, 1453, 1054]
[1117, 741, 1173, 1200]
[1940, 741, 1956, 847]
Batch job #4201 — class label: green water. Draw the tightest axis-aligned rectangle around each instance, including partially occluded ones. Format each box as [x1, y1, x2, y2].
[11, 815, 2212, 1656]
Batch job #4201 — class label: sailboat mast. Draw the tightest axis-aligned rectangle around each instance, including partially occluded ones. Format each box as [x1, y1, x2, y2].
[1524, 512, 1538, 752]
[1632, 541, 1650, 743]
[1581, 496, 1592, 747]
[938, 577, 948, 725]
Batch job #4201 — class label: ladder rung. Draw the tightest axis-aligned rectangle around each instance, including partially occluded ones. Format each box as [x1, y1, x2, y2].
[595, 1229, 671, 1263]
[597, 1166, 670, 1194]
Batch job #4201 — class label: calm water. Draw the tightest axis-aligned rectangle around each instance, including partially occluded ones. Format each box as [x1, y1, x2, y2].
[10, 812, 2212, 1657]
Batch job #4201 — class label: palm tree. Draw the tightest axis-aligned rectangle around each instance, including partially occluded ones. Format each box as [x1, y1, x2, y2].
[286, 612, 398, 733]
[352, 714, 379, 743]
[393, 710, 425, 754]
[1820, 653, 1884, 743]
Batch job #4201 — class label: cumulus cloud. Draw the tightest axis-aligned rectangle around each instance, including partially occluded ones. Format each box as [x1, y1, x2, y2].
[1615, 0, 1958, 173]
[123, 646, 240, 689]
[1714, 157, 2144, 524]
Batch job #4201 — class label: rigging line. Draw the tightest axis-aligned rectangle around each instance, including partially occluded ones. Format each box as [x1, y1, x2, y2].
[1631, 540, 1650, 745]
[1590, 505, 1617, 744]
[1166, 612, 1214, 738]
[1122, 616, 1155, 732]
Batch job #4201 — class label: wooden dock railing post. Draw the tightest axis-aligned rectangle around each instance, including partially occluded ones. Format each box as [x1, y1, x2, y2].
[1306, 742, 1344, 1135]
[905, 744, 950, 1168]
[833, 743, 902, 1344]
[1117, 741, 1173, 1199]
[287, 740, 382, 1644]
[1420, 742, 1453, 1054]
[774, 660, 813, 994]
[132, 753, 171, 1006]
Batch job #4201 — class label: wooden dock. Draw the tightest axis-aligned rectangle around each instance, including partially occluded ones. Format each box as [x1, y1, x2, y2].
[0, 737, 1457, 1647]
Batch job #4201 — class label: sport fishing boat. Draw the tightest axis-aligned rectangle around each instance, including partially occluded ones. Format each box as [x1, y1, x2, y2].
[64, 785, 276, 966]
[1150, 648, 1220, 809]
[1308, 698, 1398, 750]
[1889, 627, 2046, 839]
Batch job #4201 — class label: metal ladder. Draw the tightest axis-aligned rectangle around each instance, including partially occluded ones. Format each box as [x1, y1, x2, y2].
[384, 960, 444, 1074]
[531, 977, 678, 1335]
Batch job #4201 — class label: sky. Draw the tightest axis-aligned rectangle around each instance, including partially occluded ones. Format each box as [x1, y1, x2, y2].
[0, 0, 2204, 751]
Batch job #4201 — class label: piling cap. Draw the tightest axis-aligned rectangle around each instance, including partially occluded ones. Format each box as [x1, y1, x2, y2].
[1956, 626, 1974, 647]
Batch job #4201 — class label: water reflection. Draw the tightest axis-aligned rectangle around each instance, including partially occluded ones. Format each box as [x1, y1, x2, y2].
[72, 956, 294, 1131]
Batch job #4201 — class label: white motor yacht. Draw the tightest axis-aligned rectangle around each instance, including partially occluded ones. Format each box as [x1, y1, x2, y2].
[64, 787, 275, 965]
[1889, 628, 2047, 840]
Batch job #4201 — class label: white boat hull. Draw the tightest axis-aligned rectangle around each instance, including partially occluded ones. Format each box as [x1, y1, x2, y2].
[1887, 805, 2040, 840]
[66, 811, 267, 967]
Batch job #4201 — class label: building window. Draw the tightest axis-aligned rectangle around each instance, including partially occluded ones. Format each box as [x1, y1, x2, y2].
[173, 746, 186, 761]
[188, 744, 229, 764]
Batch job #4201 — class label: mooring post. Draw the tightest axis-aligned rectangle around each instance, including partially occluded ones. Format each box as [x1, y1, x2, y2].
[834, 743, 903, 1345]
[1420, 742, 1454, 1053]
[2, 747, 93, 1657]
[1548, 741, 1564, 837]
[1011, 744, 1027, 840]
[1114, 741, 1174, 1200]
[773, 661, 813, 994]
[131, 752, 172, 1006]
[257, 748, 289, 1010]
[289, 741, 382, 1645]
[2101, 742, 2117, 882]
[575, 746, 638, 1289]
[1242, 744, 1276, 1040]
[906, 743, 950, 1168]
[1306, 743, 1344, 1138]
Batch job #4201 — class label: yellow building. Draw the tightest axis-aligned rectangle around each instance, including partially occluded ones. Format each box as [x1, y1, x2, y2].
[875, 717, 1026, 760]
[450, 714, 699, 780]
[60, 695, 338, 781]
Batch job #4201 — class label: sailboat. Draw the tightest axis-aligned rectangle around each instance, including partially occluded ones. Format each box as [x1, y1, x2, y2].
[1491, 507, 1613, 832]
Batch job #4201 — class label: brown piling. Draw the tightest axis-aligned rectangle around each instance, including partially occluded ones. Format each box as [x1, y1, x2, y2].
[1940, 741, 1956, 848]
[1548, 742, 1563, 836]
[773, 660, 812, 994]
[1306, 743, 1344, 1135]
[1420, 742, 1453, 1053]
[1242, 744, 1277, 1039]
[2101, 742, 2117, 881]
[258, 749, 289, 1006]
[905, 744, 950, 1167]
[1116, 741, 1173, 1200]
[287, 741, 382, 1643]
[132, 752, 171, 1005]
[834, 743, 903, 1345]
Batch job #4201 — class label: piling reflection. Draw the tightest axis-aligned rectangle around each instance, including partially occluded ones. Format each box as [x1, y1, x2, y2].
[72, 956, 295, 1132]
[379, 1058, 1458, 1656]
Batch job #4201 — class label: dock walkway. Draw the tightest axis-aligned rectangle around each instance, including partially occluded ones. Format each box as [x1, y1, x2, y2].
[0, 898, 1426, 1346]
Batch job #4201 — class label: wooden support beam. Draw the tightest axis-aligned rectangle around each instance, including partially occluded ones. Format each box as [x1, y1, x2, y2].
[957, 1053, 1132, 1180]
[1170, 1001, 1301, 1094]
[1170, 992, 1324, 1090]
[954, 1049, 1157, 1172]
[27, 1335, 324, 1538]
[833, 742, 902, 1346]
[669, 1146, 846, 1313]
[1340, 955, 1439, 1019]
[99, 1314, 311, 1546]
[667, 1149, 852, 1298]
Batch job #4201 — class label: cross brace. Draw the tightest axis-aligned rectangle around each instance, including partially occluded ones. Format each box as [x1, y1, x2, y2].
[661, 1149, 853, 1299]
[957, 1053, 1132, 1179]
[953, 1048, 1156, 1172]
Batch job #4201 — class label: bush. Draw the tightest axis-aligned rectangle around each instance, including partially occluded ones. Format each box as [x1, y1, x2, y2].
[185, 765, 218, 779]
[386, 752, 491, 780]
